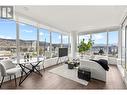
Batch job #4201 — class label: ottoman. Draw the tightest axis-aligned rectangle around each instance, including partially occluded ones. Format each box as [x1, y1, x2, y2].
[78, 67, 91, 81]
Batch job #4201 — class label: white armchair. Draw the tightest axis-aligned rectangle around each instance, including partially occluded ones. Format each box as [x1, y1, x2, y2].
[0, 60, 21, 88]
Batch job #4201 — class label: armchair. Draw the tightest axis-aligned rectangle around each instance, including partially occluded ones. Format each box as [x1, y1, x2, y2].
[0, 60, 21, 88]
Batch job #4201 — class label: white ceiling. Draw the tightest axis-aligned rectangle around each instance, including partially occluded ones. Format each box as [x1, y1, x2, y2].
[15, 6, 127, 33]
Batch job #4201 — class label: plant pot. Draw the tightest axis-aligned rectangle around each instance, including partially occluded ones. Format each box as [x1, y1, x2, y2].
[68, 63, 74, 69]
[80, 52, 84, 57]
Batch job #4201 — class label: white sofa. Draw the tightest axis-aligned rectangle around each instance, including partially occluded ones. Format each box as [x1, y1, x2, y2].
[80, 59, 106, 82]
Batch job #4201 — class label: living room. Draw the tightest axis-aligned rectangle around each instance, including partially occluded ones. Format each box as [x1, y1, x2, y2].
[0, 2, 127, 94]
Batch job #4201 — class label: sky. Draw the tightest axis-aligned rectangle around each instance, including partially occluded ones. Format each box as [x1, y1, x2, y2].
[0, 19, 117, 45]
[0, 19, 16, 39]
[0, 19, 68, 44]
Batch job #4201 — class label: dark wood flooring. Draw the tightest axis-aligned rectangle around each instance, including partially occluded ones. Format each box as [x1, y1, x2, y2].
[0, 64, 126, 89]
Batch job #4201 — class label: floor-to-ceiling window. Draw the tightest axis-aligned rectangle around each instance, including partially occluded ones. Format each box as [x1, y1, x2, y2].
[19, 23, 37, 61]
[0, 19, 70, 61]
[79, 34, 91, 43]
[39, 28, 50, 59]
[62, 35, 69, 56]
[78, 34, 91, 55]
[78, 31, 119, 58]
[0, 19, 16, 61]
[92, 32, 107, 56]
[51, 32, 61, 58]
[108, 31, 118, 58]
[62, 35, 69, 48]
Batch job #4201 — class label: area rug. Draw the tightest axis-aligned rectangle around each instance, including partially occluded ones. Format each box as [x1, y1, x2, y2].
[48, 64, 88, 86]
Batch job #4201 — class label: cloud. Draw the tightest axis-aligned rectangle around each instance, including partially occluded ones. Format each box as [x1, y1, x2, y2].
[23, 30, 33, 33]
[79, 35, 90, 42]
[58, 35, 61, 39]
[19, 23, 26, 26]
[0, 35, 12, 39]
[39, 32, 44, 36]
[92, 33, 105, 40]
[79, 35, 85, 40]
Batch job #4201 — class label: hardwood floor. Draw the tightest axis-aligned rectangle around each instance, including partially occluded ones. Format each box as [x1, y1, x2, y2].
[0, 64, 126, 89]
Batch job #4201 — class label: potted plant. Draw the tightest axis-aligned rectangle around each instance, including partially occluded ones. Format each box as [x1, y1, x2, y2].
[78, 38, 93, 57]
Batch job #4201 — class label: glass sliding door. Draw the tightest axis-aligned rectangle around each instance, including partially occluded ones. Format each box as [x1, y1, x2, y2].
[39, 29, 50, 59]
[19, 23, 37, 61]
[0, 19, 16, 61]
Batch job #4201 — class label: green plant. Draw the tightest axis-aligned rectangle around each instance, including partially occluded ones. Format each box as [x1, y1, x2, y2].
[78, 38, 94, 54]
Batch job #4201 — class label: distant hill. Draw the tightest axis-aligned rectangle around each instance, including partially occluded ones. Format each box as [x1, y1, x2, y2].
[0, 38, 64, 48]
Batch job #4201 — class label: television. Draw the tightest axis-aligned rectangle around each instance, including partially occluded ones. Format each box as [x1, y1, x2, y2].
[59, 48, 68, 57]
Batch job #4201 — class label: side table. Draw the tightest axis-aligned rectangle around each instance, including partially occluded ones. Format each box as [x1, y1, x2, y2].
[68, 63, 74, 69]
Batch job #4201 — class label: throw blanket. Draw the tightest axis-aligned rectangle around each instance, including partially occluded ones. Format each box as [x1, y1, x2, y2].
[90, 59, 109, 71]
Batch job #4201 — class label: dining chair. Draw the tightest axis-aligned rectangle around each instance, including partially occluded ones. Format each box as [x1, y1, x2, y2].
[0, 60, 21, 88]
